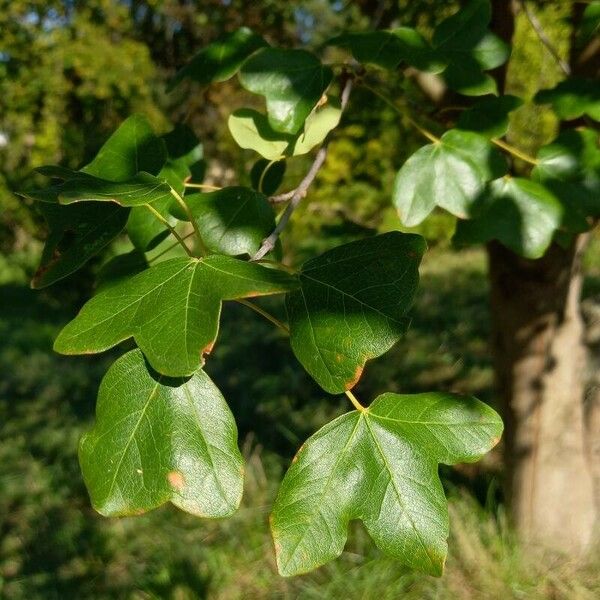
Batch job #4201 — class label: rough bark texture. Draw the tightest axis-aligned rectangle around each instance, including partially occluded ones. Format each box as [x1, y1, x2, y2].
[487, 239, 597, 552]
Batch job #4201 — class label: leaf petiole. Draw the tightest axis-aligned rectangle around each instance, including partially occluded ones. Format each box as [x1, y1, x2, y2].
[236, 297, 367, 412]
[144, 204, 193, 257]
[184, 182, 222, 191]
[345, 389, 367, 412]
[361, 83, 440, 144]
[170, 189, 209, 255]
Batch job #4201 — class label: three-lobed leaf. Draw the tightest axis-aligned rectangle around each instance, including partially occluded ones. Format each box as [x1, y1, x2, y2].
[393, 129, 507, 226]
[271, 391, 503, 576]
[287, 232, 425, 394]
[80, 349, 243, 517]
[239, 48, 333, 134]
[54, 256, 297, 377]
[453, 177, 563, 259]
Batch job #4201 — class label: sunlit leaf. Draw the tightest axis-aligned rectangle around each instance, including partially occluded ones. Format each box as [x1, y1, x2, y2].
[287, 232, 425, 394]
[271, 391, 503, 576]
[171, 188, 276, 256]
[80, 349, 244, 517]
[239, 48, 333, 134]
[393, 129, 507, 226]
[55, 256, 297, 376]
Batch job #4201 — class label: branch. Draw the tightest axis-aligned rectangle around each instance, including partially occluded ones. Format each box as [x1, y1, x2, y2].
[252, 147, 329, 260]
[251, 77, 353, 261]
[519, 0, 571, 76]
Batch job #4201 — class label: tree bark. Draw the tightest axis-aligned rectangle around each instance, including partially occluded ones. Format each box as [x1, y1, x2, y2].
[487, 238, 597, 552]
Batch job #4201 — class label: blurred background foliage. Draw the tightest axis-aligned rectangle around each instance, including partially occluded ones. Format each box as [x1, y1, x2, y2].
[1, 0, 599, 598]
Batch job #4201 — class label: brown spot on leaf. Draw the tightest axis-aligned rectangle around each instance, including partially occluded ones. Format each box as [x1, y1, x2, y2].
[167, 471, 185, 490]
[345, 364, 364, 389]
[291, 443, 305, 464]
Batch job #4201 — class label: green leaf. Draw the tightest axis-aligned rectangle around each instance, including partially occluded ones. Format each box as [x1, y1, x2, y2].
[169, 27, 268, 90]
[578, 1, 600, 46]
[532, 128, 600, 219]
[442, 59, 498, 96]
[171, 188, 276, 256]
[81, 114, 166, 181]
[291, 98, 342, 155]
[228, 99, 342, 159]
[239, 48, 333, 134]
[31, 202, 129, 289]
[128, 125, 204, 252]
[286, 233, 425, 394]
[457, 95, 523, 138]
[80, 349, 243, 517]
[393, 129, 507, 226]
[228, 109, 293, 160]
[470, 32, 510, 70]
[453, 177, 563, 259]
[23, 115, 165, 287]
[96, 250, 149, 293]
[54, 256, 297, 376]
[432, 1, 508, 96]
[432, 0, 490, 50]
[30, 170, 174, 207]
[271, 391, 503, 577]
[535, 78, 600, 121]
[250, 159, 286, 195]
[326, 29, 444, 73]
[160, 124, 205, 194]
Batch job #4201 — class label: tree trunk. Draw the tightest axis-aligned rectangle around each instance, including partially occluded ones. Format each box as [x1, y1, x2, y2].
[487, 238, 597, 552]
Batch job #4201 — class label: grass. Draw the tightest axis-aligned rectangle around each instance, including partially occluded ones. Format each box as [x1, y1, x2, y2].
[1, 243, 599, 598]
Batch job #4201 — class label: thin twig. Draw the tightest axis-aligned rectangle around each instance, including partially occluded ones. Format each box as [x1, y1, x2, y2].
[251, 77, 354, 261]
[269, 190, 296, 204]
[519, 0, 571, 76]
[236, 299, 290, 334]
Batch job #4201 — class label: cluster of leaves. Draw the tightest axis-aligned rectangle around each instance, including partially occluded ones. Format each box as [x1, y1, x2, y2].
[27, 0, 583, 580]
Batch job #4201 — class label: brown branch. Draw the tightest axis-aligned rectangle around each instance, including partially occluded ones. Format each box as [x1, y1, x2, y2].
[251, 77, 353, 261]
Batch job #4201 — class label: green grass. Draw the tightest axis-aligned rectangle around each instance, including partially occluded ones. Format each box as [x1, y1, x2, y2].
[1, 245, 599, 599]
